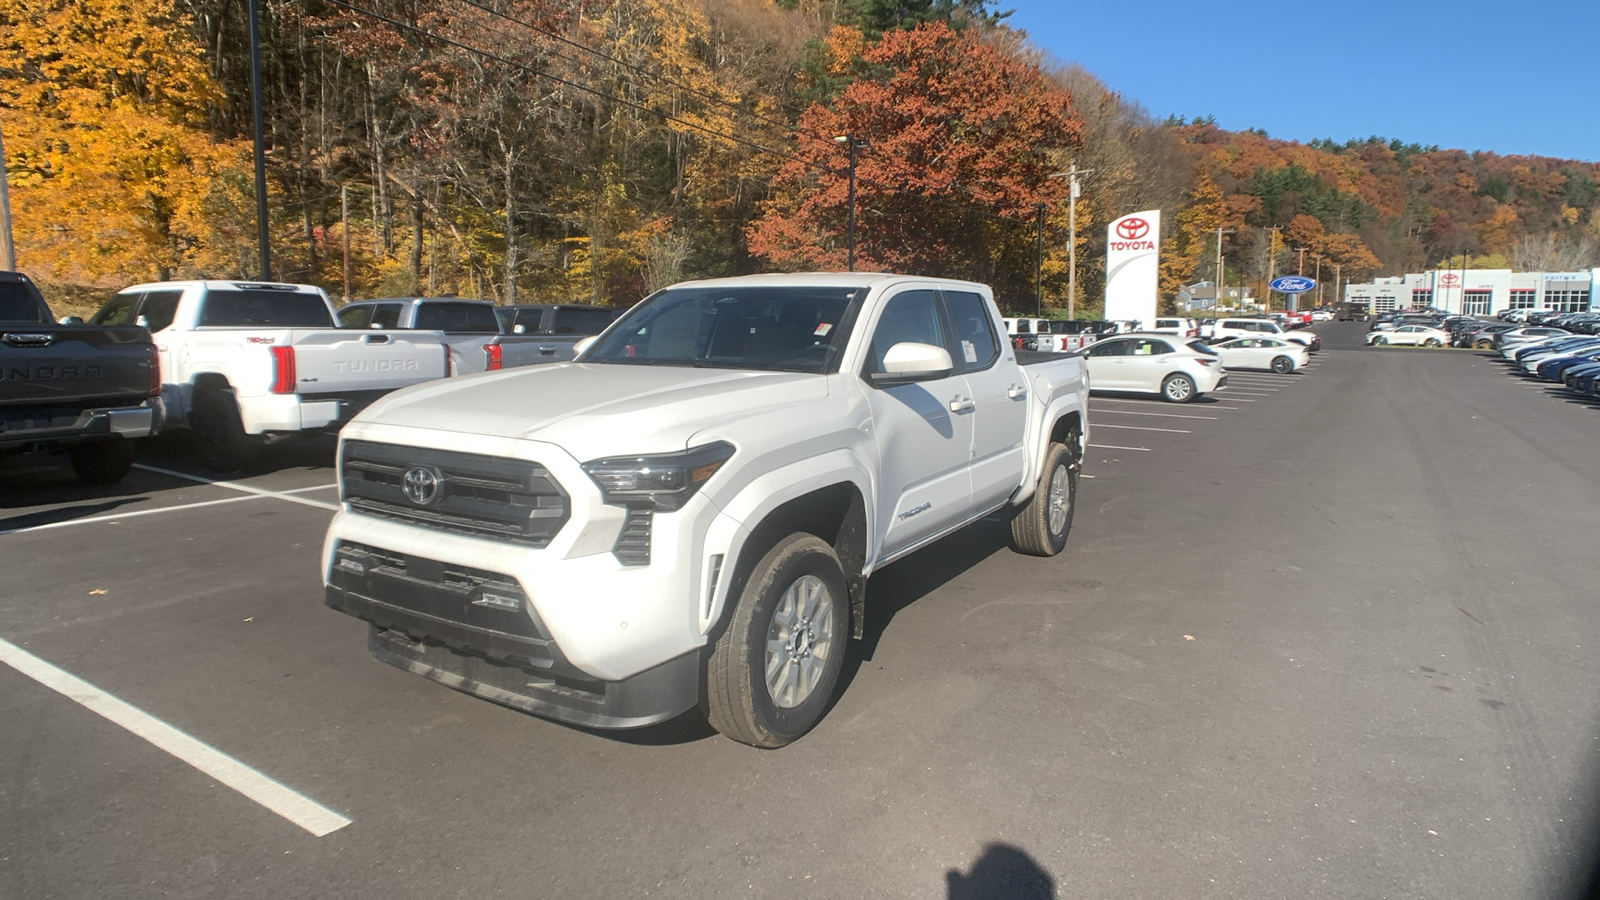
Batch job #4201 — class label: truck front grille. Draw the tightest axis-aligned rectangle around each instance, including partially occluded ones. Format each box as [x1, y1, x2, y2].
[341, 440, 569, 547]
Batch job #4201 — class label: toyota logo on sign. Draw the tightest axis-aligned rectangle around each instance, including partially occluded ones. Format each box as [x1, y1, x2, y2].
[402, 466, 442, 506]
[1440, 273, 1461, 287]
[1115, 218, 1150, 240]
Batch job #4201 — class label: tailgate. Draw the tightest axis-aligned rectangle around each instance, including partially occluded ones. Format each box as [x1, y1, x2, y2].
[0, 326, 153, 410]
[289, 329, 448, 393]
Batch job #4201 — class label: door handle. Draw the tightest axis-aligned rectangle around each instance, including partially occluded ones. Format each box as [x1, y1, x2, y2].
[948, 397, 975, 413]
[1007, 385, 1027, 399]
[364, 333, 390, 344]
[539, 345, 556, 355]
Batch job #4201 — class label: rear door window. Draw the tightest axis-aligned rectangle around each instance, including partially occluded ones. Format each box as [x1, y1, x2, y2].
[197, 290, 334, 327]
[414, 302, 499, 333]
[338, 305, 372, 328]
[138, 290, 183, 332]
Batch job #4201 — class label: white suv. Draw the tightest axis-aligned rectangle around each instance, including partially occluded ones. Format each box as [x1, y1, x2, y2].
[1204, 317, 1321, 351]
[1142, 317, 1199, 337]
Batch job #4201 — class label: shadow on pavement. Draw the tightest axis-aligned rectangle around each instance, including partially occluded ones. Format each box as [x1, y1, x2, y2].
[946, 843, 1056, 900]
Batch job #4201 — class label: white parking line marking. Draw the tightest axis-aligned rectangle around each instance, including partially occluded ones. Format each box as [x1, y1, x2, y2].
[1225, 390, 1274, 396]
[0, 485, 337, 537]
[1093, 410, 1219, 420]
[1091, 423, 1191, 434]
[1089, 443, 1151, 452]
[133, 464, 339, 511]
[1216, 396, 1257, 401]
[0, 638, 351, 837]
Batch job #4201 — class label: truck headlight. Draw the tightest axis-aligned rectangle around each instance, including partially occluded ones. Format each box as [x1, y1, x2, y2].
[582, 441, 735, 511]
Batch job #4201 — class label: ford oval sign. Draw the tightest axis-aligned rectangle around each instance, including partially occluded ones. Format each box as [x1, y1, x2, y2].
[1270, 276, 1316, 294]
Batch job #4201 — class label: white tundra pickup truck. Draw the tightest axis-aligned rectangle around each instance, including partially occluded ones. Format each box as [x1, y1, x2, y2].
[322, 274, 1090, 747]
[93, 281, 450, 471]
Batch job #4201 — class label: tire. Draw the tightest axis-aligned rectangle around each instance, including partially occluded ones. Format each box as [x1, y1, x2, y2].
[1270, 356, 1294, 374]
[67, 438, 135, 485]
[1010, 440, 1078, 557]
[1475, 339, 1493, 349]
[704, 534, 850, 748]
[1161, 373, 1197, 403]
[1424, 338, 1442, 347]
[1375, 336, 1389, 346]
[192, 391, 262, 473]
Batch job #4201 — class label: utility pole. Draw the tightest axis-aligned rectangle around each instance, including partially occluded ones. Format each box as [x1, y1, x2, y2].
[1214, 227, 1234, 311]
[1055, 164, 1093, 319]
[341, 185, 352, 303]
[1264, 226, 1281, 310]
[0, 117, 15, 271]
[1294, 246, 1308, 276]
[1334, 262, 1343, 306]
[1314, 255, 1323, 306]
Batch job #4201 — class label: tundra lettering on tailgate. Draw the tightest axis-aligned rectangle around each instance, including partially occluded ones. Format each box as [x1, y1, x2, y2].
[2, 365, 104, 381]
[331, 359, 420, 373]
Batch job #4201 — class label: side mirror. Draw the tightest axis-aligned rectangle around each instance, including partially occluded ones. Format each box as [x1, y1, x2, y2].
[869, 342, 953, 387]
[571, 335, 598, 358]
[58, 316, 84, 325]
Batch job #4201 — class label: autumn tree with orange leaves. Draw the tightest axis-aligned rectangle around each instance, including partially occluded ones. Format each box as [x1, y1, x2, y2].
[748, 22, 1081, 303]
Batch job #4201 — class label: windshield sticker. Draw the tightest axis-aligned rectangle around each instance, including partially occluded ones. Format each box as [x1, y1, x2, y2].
[962, 340, 977, 363]
[814, 322, 833, 336]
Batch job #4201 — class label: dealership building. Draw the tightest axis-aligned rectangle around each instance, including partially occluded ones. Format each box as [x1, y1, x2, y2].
[1343, 268, 1597, 316]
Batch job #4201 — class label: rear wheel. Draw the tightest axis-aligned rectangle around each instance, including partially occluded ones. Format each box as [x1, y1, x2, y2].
[67, 438, 135, 485]
[1010, 440, 1078, 557]
[193, 391, 262, 474]
[1475, 339, 1493, 349]
[704, 534, 850, 748]
[1270, 356, 1294, 374]
[1161, 373, 1197, 403]
[1424, 338, 1442, 348]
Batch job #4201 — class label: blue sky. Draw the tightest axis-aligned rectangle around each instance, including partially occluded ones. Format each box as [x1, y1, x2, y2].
[1000, 0, 1600, 163]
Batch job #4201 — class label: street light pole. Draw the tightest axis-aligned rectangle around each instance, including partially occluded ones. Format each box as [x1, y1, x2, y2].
[1034, 204, 1045, 317]
[248, 0, 271, 279]
[1264, 226, 1281, 310]
[834, 135, 864, 271]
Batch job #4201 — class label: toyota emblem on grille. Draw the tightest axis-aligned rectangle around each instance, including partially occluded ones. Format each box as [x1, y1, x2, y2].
[402, 466, 442, 506]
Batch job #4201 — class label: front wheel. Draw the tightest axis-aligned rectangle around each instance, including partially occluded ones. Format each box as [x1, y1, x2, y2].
[1424, 338, 1442, 347]
[704, 534, 850, 748]
[1010, 440, 1078, 557]
[1374, 336, 1389, 346]
[1161, 373, 1197, 403]
[67, 438, 135, 485]
[1270, 356, 1294, 374]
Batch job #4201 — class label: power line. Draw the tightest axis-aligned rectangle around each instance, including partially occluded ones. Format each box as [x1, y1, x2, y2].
[412, 0, 1060, 224]
[324, 0, 1050, 253]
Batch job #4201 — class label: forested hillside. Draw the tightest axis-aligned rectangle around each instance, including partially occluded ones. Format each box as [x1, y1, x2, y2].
[3, 0, 1597, 315]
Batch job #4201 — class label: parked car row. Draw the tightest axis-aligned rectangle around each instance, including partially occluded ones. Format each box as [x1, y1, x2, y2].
[1494, 327, 1600, 400]
[1498, 309, 1600, 331]
[3, 275, 618, 478]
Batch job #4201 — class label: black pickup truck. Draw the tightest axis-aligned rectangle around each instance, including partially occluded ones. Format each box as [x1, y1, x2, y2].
[1, 272, 160, 484]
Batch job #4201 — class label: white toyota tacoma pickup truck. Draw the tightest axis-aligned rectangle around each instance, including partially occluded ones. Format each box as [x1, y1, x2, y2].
[94, 281, 451, 471]
[322, 273, 1090, 747]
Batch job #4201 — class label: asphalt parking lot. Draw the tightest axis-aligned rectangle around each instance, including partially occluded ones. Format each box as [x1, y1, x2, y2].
[4, 322, 1600, 899]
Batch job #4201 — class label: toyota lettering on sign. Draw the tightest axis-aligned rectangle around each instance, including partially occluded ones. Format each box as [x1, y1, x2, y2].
[1104, 210, 1161, 323]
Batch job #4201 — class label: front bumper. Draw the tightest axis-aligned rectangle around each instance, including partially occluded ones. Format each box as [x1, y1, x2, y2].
[325, 543, 701, 729]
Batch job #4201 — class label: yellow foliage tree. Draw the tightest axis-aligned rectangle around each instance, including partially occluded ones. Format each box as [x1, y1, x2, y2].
[0, 0, 250, 283]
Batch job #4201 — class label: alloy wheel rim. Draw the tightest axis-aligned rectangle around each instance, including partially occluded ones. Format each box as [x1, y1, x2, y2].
[1168, 378, 1191, 400]
[1047, 464, 1072, 536]
[765, 574, 835, 709]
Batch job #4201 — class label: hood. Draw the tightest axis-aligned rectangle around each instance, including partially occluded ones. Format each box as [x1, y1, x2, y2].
[353, 362, 829, 460]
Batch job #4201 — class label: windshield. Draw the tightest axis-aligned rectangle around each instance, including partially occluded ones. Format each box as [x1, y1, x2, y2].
[585, 286, 862, 373]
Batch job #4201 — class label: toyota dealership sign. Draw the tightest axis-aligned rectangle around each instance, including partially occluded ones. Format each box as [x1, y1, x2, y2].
[1105, 210, 1161, 323]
